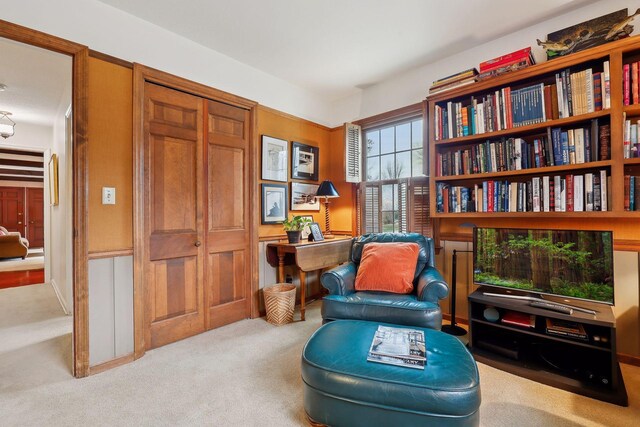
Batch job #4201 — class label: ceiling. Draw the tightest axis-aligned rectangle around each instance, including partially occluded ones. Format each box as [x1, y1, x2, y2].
[0, 38, 71, 127]
[98, 0, 596, 101]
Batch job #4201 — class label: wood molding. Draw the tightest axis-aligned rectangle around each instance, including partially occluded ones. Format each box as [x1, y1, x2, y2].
[613, 240, 640, 252]
[88, 353, 135, 375]
[88, 248, 134, 259]
[354, 102, 423, 129]
[618, 353, 640, 367]
[88, 49, 133, 69]
[257, 105, 332, 132]
[0, 148, 44, 157]
[0, 19, 91, 379]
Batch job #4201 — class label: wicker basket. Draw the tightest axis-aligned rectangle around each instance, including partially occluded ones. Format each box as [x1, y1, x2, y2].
[264, 283, 296, 325]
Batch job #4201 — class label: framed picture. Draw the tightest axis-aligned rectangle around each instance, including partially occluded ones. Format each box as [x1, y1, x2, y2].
[49, 153, 59, 206]
[299, 215, 314, 240]
[261, 135, 288, 182]
[291, 182, 320, 211]
[309, 222, 324, 242]
[261, 183, 287, 224]
[291, 141, 319, 181]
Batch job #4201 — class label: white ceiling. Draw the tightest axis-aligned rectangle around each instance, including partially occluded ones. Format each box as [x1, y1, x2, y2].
[98, 0, 596, 101]
[0, 38, 72, 127]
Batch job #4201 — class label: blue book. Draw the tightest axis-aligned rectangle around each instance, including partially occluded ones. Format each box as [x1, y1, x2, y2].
[631, 176, 636, 211]
[552, 128, 563, 165]
[561, 131, 569, 165]
[482, 181, 488, 212]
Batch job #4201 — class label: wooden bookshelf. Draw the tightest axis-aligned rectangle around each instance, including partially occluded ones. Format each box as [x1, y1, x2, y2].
[426, 34, 640, 217]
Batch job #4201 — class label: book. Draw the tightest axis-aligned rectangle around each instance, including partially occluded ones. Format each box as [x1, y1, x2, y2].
[431, 67, 478, 87]
[501, 311, 535, 328]
[367, 325, 426, 370]
[546, 318, 588, 340]
[479, 47, 533, 72]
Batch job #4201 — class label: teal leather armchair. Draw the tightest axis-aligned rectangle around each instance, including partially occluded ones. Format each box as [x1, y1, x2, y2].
[320, 232, 449, 329]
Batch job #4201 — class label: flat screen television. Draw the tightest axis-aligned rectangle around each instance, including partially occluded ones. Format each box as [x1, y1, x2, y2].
[473, 227, 614, 305]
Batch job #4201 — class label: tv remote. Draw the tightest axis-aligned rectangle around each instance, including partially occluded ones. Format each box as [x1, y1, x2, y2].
[529, 301, 573, 314]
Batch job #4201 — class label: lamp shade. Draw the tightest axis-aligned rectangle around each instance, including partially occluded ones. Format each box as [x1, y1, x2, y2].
[0, 111, 15, 139]
[316, 180, 340, 198]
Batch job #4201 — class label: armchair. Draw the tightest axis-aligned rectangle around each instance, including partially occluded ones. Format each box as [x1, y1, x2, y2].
[0, 226, 29, 260]
[320, 232, 449, 330]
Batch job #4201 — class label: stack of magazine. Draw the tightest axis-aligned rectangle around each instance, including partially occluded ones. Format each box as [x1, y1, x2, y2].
[367, 325, 426, 370]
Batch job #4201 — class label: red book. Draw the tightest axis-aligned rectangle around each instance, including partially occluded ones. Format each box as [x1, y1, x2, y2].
[624, 175, 631, 211]
[501, 311, 535, 328]
[443, 187, 450, 213]
[505, 87, 513, 128]
[488, 181, 495, 212]
[479, 47, 532, 73]
[624, 63, 630, 106]
[566, 174, 574, 212]
[593, 72, 602, 111]
[633, 62, 639, 104]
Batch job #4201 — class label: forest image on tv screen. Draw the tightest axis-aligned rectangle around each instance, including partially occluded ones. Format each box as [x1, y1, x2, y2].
[474, 228, 614, 304]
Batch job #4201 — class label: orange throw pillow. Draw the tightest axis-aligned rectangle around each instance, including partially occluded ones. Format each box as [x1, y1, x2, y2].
[354, 242, 420, 294]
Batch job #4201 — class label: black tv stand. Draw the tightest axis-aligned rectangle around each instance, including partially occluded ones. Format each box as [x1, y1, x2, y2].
[469, 287, 627, 406]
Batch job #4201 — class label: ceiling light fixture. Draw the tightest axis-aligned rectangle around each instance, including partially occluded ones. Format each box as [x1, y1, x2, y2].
[0, 83, 7, 91]
[0, 111, 16, 139]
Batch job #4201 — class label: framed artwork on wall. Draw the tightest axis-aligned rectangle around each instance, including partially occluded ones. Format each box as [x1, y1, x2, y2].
[291, 141, 319, 181]
[49, 153, 59, 206]
[261, 183, 288, 224]
[291, 182, 320, 211]
[261, 135, 288, 182]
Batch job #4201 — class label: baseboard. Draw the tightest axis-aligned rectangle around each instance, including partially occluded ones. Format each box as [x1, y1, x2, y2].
[89, 353, 135, 375]
[442, 313, 469, 326]
[618, 353, 640, 367]
[49, 279, 70, 315]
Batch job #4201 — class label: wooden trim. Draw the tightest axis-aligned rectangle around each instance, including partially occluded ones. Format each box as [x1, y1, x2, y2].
[0, 176, 42, 182]
[88, 249, 134, 259]
[134, 63, 256, 110]
[354, 103, 423, 129]
[613, 240, 640, 252]
[88, 353, 135, 375]
[251, 106, 261, 319]
[0, 169, 44, 176]
[0, 159, 47, 168]
[0, 148, 44, 157]
[0, 18, 91, 379]
[618, 353, 640, 367]
[88, 49, 133, 69]
[133, 64, 259, 357]
[442, 313, 469, 326]
[257, 105, 332, 131]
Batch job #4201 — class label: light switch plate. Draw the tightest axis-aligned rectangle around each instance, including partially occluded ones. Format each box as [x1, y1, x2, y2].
[102, 187, 116, 205]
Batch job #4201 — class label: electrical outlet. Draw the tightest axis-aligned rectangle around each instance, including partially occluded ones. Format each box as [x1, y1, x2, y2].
[102, 187, 116, 205]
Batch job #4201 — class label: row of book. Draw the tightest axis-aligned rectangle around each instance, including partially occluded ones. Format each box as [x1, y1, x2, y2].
[624, 175, 640, 211]
[500, 311, 589, 341]
[436, 170, 610, 213]
[366, 325, 426, 370]
[428, 68, 478, 95]
[434, 62, 611, 141]
[623, 61, 640, 105]
[435, 122, 610, 177]
[623, 119, 640, 158]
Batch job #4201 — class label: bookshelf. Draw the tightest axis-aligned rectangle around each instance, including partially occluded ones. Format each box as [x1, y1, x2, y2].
[426, 35, 640, 217]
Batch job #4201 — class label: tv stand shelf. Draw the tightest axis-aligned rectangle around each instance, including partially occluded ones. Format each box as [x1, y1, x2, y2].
[468, 287, 628, 406]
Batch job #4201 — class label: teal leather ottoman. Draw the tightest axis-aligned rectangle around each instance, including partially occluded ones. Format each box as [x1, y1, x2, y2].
[301, 320, 480, 427]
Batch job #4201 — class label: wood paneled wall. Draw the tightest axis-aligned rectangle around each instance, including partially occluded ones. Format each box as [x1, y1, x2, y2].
[257, 106, 354, 237]
[87, 57, 133, 254]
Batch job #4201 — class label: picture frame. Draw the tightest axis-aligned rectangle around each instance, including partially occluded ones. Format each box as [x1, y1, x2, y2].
[290, 182, 320, 211]
[261, 135, 288, 182]
[309, 222, 324, 242]
[261, 183, 288, 224]
[299, 215, 314, 240]
[291, 141, 319, 181]
[49, 153, 59, 206]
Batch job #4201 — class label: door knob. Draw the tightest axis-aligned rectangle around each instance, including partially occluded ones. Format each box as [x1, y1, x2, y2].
[194, 241, 201, 247]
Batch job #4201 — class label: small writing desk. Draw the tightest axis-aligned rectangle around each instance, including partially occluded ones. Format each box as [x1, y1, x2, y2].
[266, 236, 351, 320]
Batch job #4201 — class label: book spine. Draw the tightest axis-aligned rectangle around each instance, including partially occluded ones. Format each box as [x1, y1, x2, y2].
[593, 72, 602, 111]
[566, 174, 574, 212]
[603, 61, 611, 109]
[574, 175, 584, 211]
[624, 63, 631, 106]
[586, 68, 594, 113]
[600, 170, 608, 212]
[565, 69, 573, 116]
[543, 175, 550, 212]
[479, 47, 532, 72]
[633, 62, 639, 105]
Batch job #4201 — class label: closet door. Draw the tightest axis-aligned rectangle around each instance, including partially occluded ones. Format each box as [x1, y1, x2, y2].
[143, 83, 205, 349]
[26, 188, 44, 248]
[205, 100, 251, 329]
[0, 186, 25, 234]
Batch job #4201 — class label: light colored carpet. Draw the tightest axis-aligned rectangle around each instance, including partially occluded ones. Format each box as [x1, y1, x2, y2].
[0, 285, 638, 426]
[0, 248, 45, 272]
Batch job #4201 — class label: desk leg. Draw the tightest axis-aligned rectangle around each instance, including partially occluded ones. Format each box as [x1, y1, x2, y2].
[277, 254, 285, 283]
[299, 270, 306, 321]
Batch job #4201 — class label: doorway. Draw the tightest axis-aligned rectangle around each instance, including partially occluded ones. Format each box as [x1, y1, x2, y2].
[0, 20, 89, 377]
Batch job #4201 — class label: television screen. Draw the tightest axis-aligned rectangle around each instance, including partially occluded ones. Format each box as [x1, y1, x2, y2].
[473, 228, 614, 305]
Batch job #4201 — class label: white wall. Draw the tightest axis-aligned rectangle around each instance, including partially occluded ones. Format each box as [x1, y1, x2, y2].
[49, 84, 72, 312]
[334, 0, 640, 123]
[4, 122, 52, 149]
[1, 0, 334, 126]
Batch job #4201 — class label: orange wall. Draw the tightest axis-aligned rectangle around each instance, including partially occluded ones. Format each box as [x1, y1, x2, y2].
[257, 106, 354, 237]
[87, 57, 133, 253]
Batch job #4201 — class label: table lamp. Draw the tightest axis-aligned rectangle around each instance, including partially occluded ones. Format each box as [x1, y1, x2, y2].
[316, 180, 340, 239]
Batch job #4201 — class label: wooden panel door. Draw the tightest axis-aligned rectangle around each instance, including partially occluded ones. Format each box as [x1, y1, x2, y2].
[144, 83, 205, 349]
[26, 188, 44, 247]
[205, 100, 251, 329]
[0, 187, 25, 235]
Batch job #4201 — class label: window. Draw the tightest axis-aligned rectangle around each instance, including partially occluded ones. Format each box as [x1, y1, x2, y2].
[356, 115, 432, 237]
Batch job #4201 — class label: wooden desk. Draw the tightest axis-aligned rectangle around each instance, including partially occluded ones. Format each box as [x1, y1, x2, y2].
[266, 236, 351, 320]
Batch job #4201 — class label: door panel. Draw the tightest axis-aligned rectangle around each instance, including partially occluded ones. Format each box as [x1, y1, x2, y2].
[26, 188, 44, 247]
[205, 100, 251, 329]
[0, 187, 25, 234]
[144, 82, 205, 350]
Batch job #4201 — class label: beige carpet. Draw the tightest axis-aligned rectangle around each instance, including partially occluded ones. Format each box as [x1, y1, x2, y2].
[0, 286, 638, 426]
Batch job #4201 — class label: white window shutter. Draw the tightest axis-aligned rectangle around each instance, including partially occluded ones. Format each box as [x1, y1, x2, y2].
[398, 181, 408, 233]
[345, 123, 362, 183]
